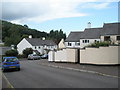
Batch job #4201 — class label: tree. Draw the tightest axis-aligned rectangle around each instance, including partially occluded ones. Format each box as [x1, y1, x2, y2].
[24, 24, 29, 28]
[23, 48, 33, 58]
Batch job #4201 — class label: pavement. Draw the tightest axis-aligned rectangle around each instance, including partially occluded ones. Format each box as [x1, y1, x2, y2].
[0, 70, 2, 90]
[32, 59, 120, 78]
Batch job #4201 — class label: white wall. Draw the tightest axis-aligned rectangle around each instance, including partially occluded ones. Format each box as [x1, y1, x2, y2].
[17, 38, 32, 54]
[65, 42, 80, 48]
[80, 46, 120, 65]
[80, 39, 100, 48]
[54, 49, 78, 63]
[48, 51, 55, 62]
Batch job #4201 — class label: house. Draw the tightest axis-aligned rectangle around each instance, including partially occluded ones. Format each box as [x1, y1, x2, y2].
[65, 32, 83, 48]
[17, 37, 57, 55]
[65, 22, 120, 48]
[100, 23, 120, 44]
[80, 27, 102, 48]
[58, 39, 65, 49]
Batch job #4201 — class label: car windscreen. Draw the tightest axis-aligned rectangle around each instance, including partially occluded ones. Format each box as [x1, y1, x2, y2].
[6, 58, 18, 62]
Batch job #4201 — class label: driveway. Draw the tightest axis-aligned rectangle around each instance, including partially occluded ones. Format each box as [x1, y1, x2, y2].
[3, 60, 118, 88]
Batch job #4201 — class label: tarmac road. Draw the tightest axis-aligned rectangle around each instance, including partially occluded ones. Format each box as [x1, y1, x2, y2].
[3, 60, 118, 88]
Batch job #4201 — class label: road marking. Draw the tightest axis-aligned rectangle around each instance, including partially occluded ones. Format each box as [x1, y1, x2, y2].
[39, 63, 120, 78]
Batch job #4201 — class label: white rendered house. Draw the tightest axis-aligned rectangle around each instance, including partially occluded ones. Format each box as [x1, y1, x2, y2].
[17, 37, 57, 55]
[65, 22, 120, 49]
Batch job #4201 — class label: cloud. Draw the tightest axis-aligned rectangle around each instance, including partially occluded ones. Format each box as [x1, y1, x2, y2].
[1, 0, 119, 24]
[80, 2, 110, 9]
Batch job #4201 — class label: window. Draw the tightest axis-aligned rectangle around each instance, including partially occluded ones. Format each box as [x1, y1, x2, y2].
[87, 40, 89, 43]
[35, 46, 36, 49]
[85, 40, 87, 43]
[39, 46, 40, 49]
[117, 36, 120, 40]
[104, 36, 110, 41]
[68, 42, 72, 46]
[83, 40, 84, 43]
[95, 40, 97, 43]
[75, 42, 80, 46]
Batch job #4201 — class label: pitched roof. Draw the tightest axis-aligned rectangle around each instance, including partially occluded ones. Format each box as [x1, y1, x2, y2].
[25, 38, 56, 46]
[101, 23, 120, 36]
[65, 32, 84, 42]
[81, 28, 102, 39]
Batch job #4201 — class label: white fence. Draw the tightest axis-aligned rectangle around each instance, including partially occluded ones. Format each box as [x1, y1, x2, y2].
[48, 49, 78, 63]
[48, 46, 120, 65]
[80, 46, 120, 65]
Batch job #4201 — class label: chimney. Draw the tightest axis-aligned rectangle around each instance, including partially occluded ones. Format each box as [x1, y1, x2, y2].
[87, 22, 91, 28]
[29, 35, 32, 38]
[42, 37, 45, 40]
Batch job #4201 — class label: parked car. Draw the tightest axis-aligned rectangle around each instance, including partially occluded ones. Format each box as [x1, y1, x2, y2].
[28, 54, 41, 60]
[2, 57, 20, 71]
[41, 54, 48, 59]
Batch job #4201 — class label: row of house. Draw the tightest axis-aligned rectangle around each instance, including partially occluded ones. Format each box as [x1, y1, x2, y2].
[17, 22, 120, 56]
[17, 37, 57, 55]
[51, 22, 120, 65]
[64, 22, 120, 49]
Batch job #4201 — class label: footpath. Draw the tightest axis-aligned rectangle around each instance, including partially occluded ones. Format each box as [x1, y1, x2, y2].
[0, 70, 14, 90]
[38, 59, 120, 78]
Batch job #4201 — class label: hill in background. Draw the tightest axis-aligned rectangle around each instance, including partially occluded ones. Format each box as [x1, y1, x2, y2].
[1, 20, 66, 47]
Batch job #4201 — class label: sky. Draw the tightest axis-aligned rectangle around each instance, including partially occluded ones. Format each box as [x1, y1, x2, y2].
[1, 0, 119, 36]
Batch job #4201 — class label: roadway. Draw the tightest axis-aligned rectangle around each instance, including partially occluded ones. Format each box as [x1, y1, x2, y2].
[3, 60, 118, 88]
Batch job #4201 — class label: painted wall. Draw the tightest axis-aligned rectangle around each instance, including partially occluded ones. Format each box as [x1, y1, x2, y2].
[17, 38, 57, 55]
[17, 38, 33, 54]
[54, 49, 78, 63]
[65, 42, 80, 48]
[80, 39, 100, 48]
[48, 51, 55, 62]
[80, 46, 120, 65]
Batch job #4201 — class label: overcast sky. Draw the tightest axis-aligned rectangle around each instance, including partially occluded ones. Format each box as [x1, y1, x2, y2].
[1, 0, 119, 35]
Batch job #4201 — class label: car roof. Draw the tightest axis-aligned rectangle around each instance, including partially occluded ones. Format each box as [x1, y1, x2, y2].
[3, 57, 17, 59]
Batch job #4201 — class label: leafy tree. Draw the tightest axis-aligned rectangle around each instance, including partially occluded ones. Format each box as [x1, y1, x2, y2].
[23, 48, 33, 58]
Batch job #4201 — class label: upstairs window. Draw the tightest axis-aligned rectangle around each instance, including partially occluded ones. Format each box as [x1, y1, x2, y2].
[35, 46, 36, 49]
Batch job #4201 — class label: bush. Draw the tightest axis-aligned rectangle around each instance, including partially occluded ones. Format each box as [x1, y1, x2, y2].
[5, 49, 18, 56]
[17, 54, 24, 58]
[87, 41, 110, 48]
[23, 48, 33, 58]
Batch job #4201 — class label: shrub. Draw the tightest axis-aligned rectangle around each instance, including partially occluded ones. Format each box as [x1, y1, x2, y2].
[5, 49, 18, 56]
[87, 41, 110, 48]
[23, 48, 33, 58]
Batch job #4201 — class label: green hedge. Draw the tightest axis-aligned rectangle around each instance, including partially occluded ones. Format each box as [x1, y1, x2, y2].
[87, 41, 110, 48]
[5, 49, 18, 56]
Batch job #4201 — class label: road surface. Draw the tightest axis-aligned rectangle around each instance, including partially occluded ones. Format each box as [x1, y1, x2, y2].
[3, 60, 118, 88]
